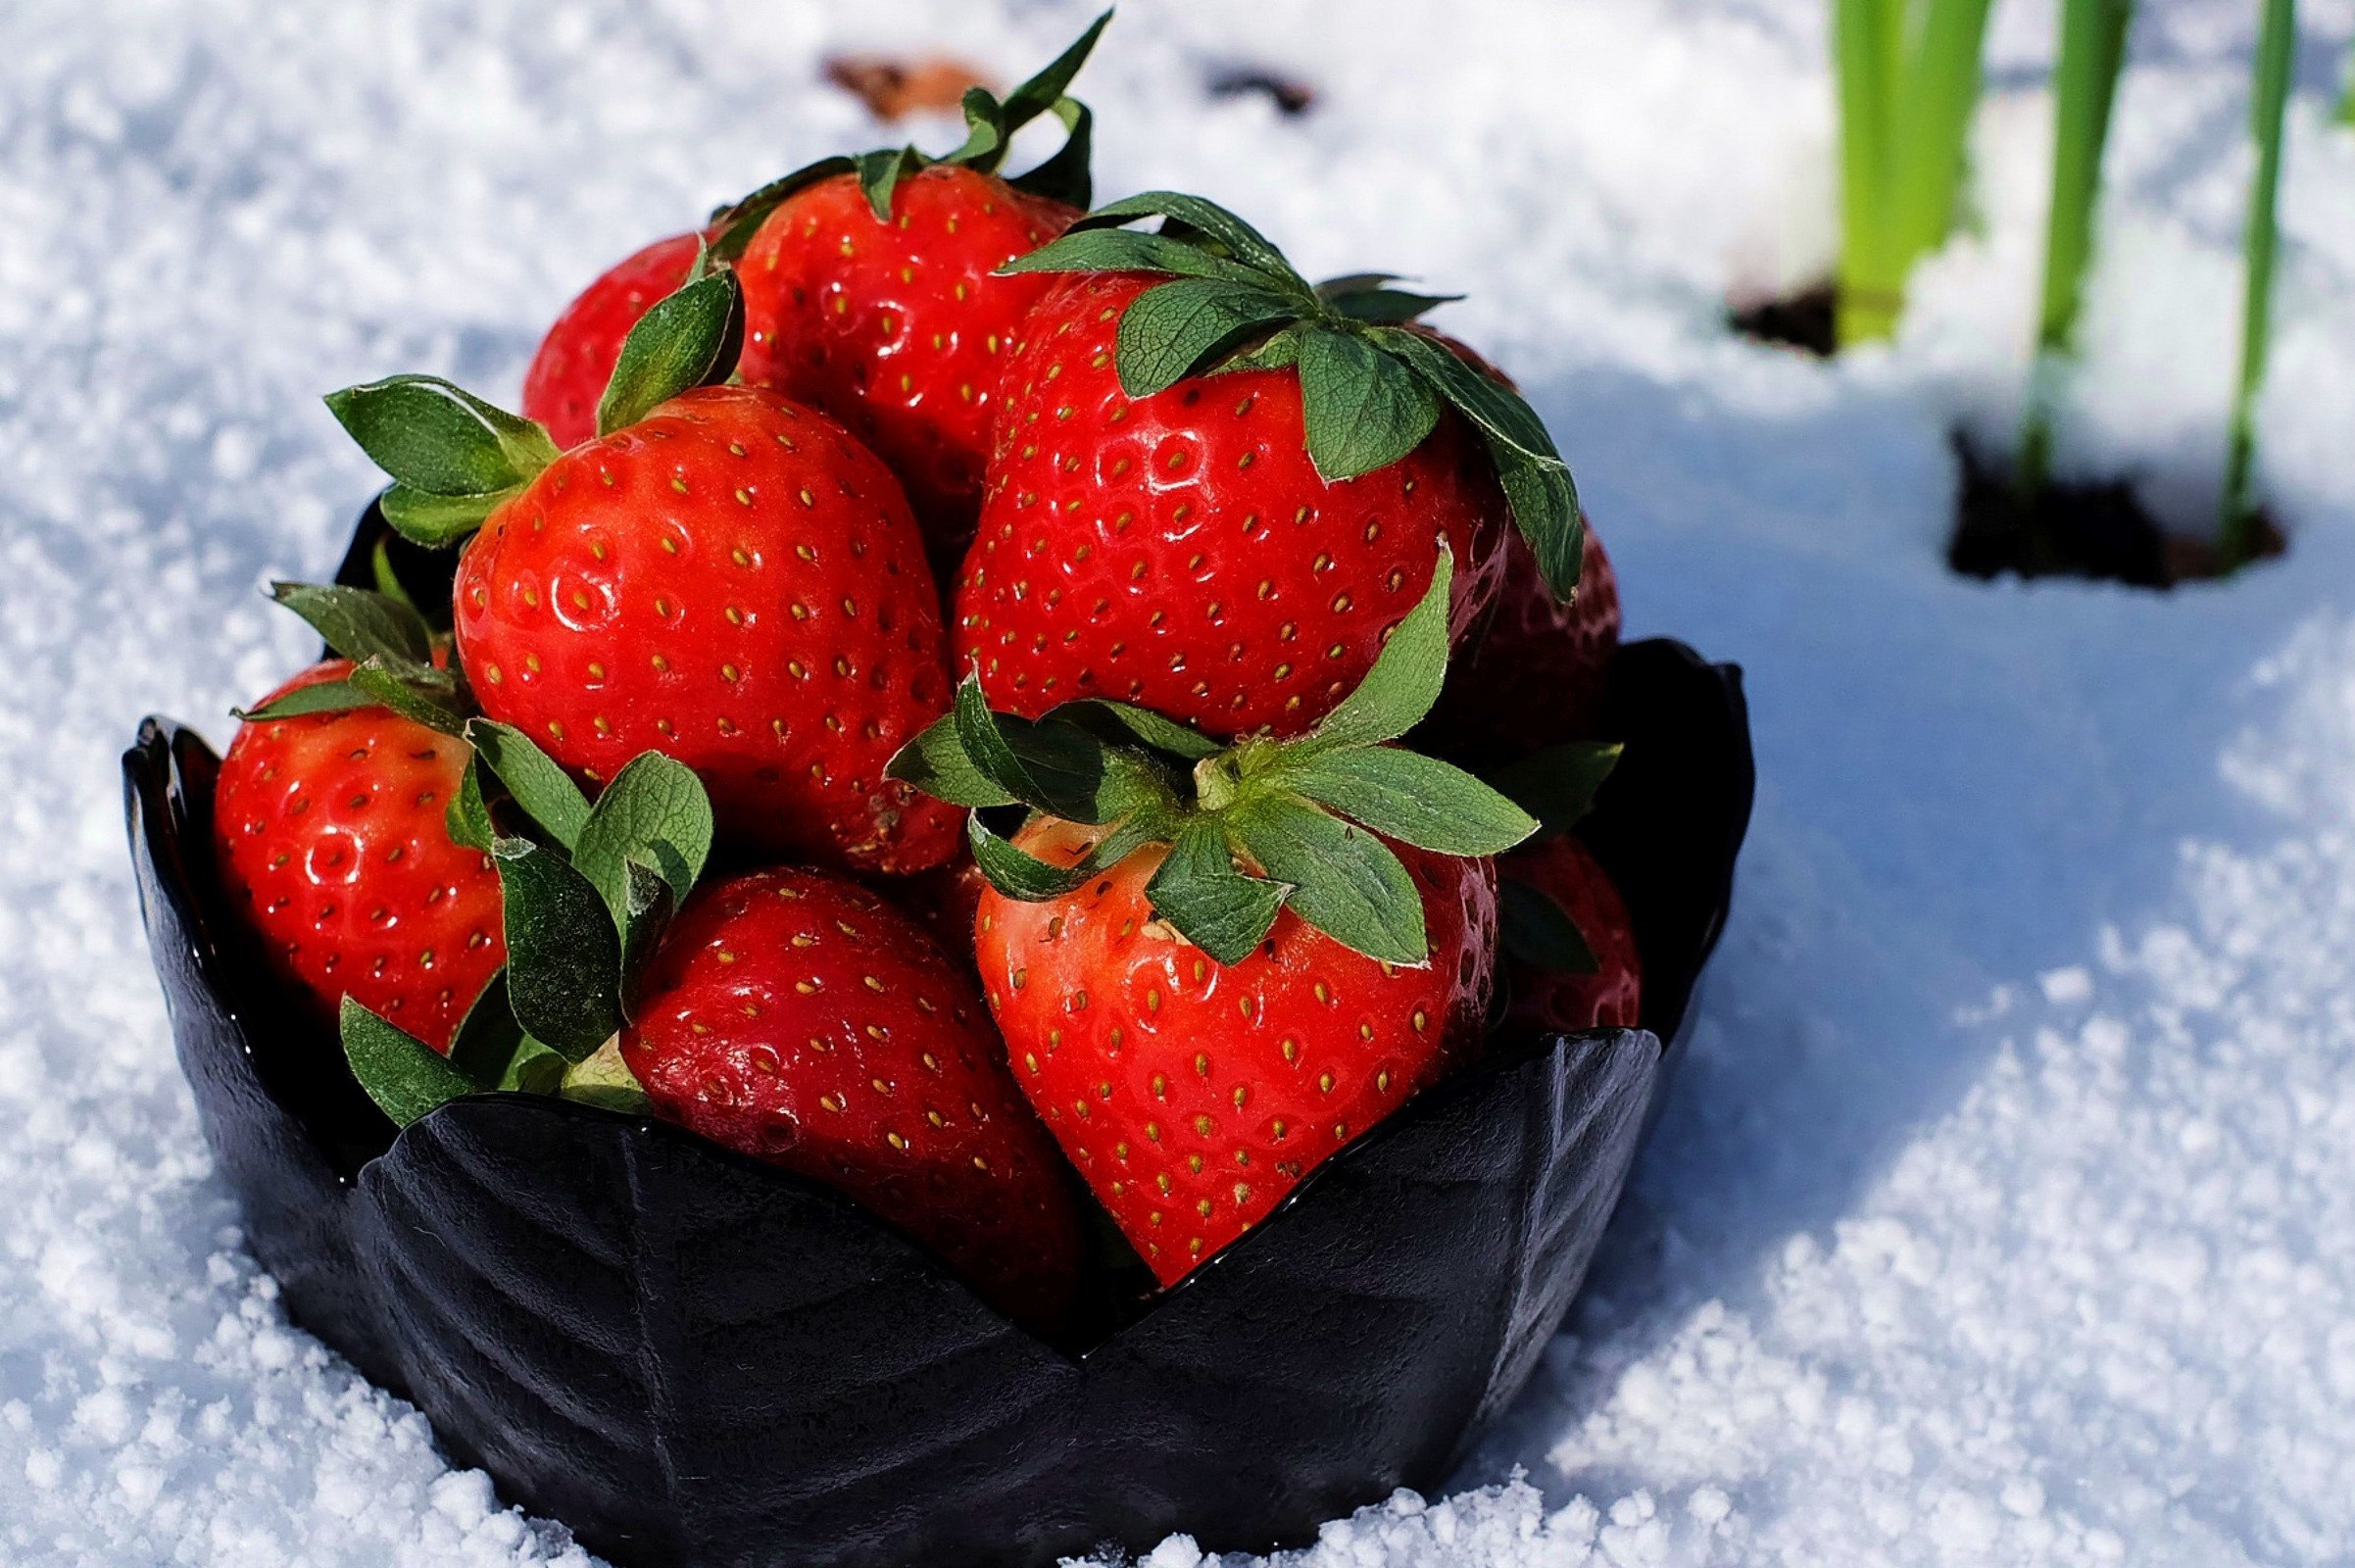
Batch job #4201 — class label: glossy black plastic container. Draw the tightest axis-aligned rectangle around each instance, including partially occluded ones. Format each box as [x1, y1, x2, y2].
[126, 513, 1752, 1568]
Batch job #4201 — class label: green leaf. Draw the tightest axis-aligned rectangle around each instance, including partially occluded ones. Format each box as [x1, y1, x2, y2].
[324, 375, 557, 497]
[465, 719, 592, 850]
[1297, 547, 1454, 753]
[1007, 96, 1094, 210]
[1315, 274, 1463, 324]
[560, 1038, 651, 1114]
[1043, 699, 1222, 761]
[1491, 742, 1622, 839]
[853, 145, 922, 221]
[268, 582, 433, 666]
[492, 836, 623, 1062]
[709, 155, 857, 263]
[379, 482, 510, 547]
[237, 678, 368, 722]
[1228, 796, 1426, 964]
[1000, 226, 1274, 287]
[446, 969, 526, 1086]
[339, 998, 477, 1128]
[942, 88, 1007, 170]
[1280, 746, 1536, 856]
[615, 858, 676, 1015]
[998, 10, 1112, 135]
[1374, 326, 1583, 595]
[1218, 321, 1308, 374]
[1114, 279, 1305, 399]
[1297, 328, 1444, 481]
[571, 752, 713, 928]
[445, 755, 495, 852]
[505, 1045, 569, 1095]
[1498, 874, 1598, 976]
[888, 711, 1018, 808]
[950, 677, 1148, 824]
[967, 814, 1100, 902]
[596, 263, 746, 437]
[347, 658, 467, 736]
[1143, 819, 1289, 964]
[368, 537, 417, 610]
[1071, 191, 1301, 283]
[299, 581, 433, 664]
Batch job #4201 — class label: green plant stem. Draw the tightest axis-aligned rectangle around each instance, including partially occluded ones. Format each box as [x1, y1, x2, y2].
[1835, 0, 1905, 344]
[2221, 0, 2297, 566]
[1834, 0, 1997, 348]
[1890, 0, 1997, 270]
[2018, 0, 2134, 501]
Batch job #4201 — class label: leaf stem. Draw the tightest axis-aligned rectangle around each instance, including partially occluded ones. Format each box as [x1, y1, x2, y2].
[2017, 0, 2134, 503]
[2221, 0, 2296, 568]
[1834, 0, 1996, 348]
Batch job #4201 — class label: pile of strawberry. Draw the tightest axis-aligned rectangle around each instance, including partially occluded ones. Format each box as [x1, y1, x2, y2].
[211, 15, 1643, 1333]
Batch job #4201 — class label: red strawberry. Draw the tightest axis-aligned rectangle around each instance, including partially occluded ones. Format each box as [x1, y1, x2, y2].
[974, 817, 1498, 1286]
[709, 15, 1112, 565]
[891, 851, 990, 964]
[521, 229, 707, 452]
[955, 269, 1512, 740]
[623, 866, 1084, 1327]
[733, 167, 1080, 564]
[451, 383, 962, 872]
[214, 662, 505, 1050]
[1427, 523, 1621, 767]
[1500, 835, 1641, 1034]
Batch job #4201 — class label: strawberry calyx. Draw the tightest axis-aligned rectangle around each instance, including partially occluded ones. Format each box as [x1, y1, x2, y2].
[890, 550, 1539, 966]
[236, 580, 472, 735]
[999, 191, 1588, 597]
[334, 726, 715, 1132]
[324, 252, 746, 548]
[707, 10, 1111, 253]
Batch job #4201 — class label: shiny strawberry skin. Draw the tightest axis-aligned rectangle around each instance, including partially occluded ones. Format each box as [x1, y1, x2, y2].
[521, 229, 706, 452]
[213, 662, 505, 1051]
[622, 868, 1084, 1328]
[736, 166, 1079, 564]
[975, 817, 1499, 1287]
[452, 384, 962, 873]
[1501, 835, 1641, 1035]
[1427, 523, 1621, 767]
[954, 271, 1509, 741]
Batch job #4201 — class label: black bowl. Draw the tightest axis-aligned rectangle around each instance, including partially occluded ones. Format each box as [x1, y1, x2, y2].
[126, 514, 1751, 1568]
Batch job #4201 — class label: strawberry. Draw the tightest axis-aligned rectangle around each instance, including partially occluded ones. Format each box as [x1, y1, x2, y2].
[326, 265, 963, 873]
[891, 852, 991, 963]
[453, 384, 960, 870]
[215, 660, 504, 1051]
[731, 168, 1079, 564]
[1427, 523, 1621, 767]
[976, 817, 1496, 1285]
[952, 194, 1588, 742]
[708, 15, 1110, 566]
[1498, 834, 1641, 1034]
[521, 229, 707, 452]
[893, 551, 1536, 1284]
[623, 867, 1084, 1327]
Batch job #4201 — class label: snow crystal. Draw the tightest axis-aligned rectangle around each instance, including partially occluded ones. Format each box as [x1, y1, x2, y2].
[5, 0, 2355, 1564]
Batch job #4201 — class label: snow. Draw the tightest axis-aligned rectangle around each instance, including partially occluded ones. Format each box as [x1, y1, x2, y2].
[4, 0, 2355, 1563]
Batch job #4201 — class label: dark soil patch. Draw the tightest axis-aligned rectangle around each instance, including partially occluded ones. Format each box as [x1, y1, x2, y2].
[1729, 282, 1837, 358]
[1948, 442, 2284, 588]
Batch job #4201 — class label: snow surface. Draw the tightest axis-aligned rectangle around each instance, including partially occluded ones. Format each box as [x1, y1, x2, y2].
[4, 0, 2354, 1563]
